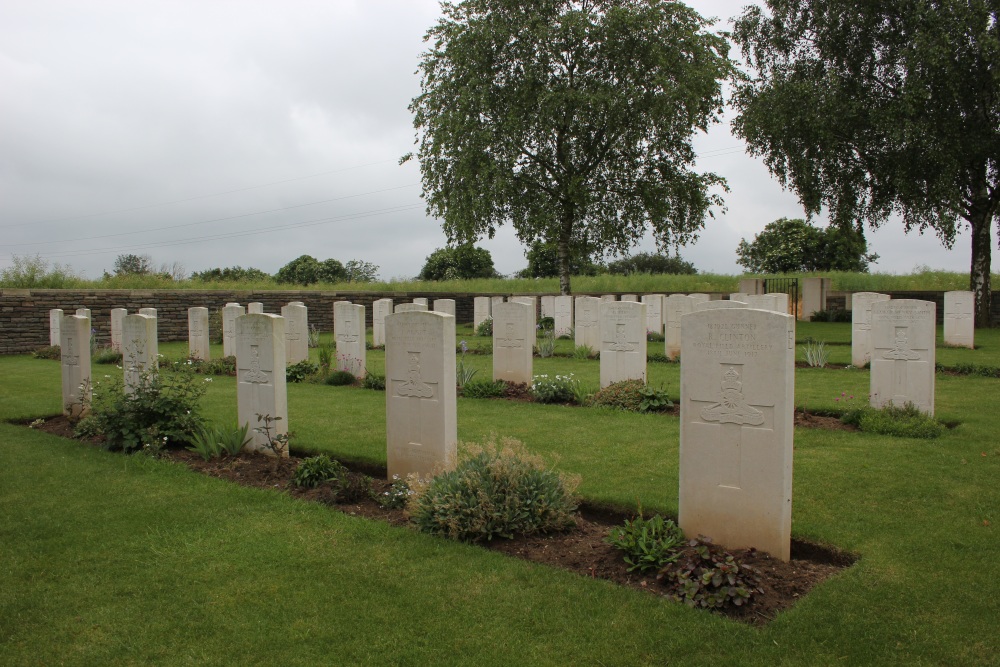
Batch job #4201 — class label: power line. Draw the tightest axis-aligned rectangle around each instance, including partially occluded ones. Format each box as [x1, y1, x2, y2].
[3, 183, 420, 249]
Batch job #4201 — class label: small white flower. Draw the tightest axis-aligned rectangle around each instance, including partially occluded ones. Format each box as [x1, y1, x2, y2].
[204, 377, 213, 382]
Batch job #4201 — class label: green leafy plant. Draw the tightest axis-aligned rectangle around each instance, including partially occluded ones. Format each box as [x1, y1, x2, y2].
[318, 344, 334, 374]
[199, 355, 237, 376]
[377, 475, 412, 509]
[840, 401, 944, 439]
[253, 413, 289, 457]
[475, 317, 493, 337]
[286, 360, 319, 383]
[294, 454, 347, 489]
[657, 538, 762, 609]
[573, 345, 595, 360]
[605, 512, 685, 573]
[362, 371, 386, 391]
[647, 351, 671, 363]
[307, 324, 322, 348]
[802, 338, 830, 368]
[538, 316, 555, 331]
[590, 380, 672, 413]
[809, 309, 852, 323]
[92, 346, 123, 364]
[186, 427, 223, 461]
[456, 340, 478, 387]
[33, 345, 61, 360]
[325, 370, 357, 386]
[536, 328, 556, 358]
[409, 436, 580, 542]
[646, 331, 665, 342]
[530, 373, 579, 404]
[461, 378, 506, 399]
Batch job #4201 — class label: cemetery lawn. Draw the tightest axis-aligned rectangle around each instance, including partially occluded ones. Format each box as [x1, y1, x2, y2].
[3, 326, 999, 666]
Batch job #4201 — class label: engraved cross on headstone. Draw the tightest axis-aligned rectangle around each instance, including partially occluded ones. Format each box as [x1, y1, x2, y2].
[392, 352, 438, 447]
[339, 315, 358, 343]
[286, 318, 300, 341]
[882, 325, 921, 404]
[64, 337, 79, 366]
[688, 364, 774, 489]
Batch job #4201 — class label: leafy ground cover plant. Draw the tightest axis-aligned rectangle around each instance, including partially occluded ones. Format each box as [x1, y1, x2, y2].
[187, 421, 252, 460]
[92, 346, 123, 364]
[530, 373, 580, 404]
[461, 378, 506, 399]
[293, 454, 346, 488]
[457, 340, 478, 387]
[32, 345, 61, 360]
[537, 328, 556, 358]
[589, 380, 673, 413]
[647, 331, 665, 342]
[938, 362, 1000, 378]
[362, 371, 386, 391]
[573, 344, 595, 359]
[840, 402, 944, 438]
[286, 360, 319, 383]
[475, 317, 493, 337]
[605, 512, 685, 573]
[325, 370, 357, 386]
[408, 436, 580, 542]
[376, 475, 412, 509]
[657, 538, 763, 610]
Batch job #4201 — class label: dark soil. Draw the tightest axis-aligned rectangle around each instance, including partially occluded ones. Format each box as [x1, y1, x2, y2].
[19, 414, 857, 627]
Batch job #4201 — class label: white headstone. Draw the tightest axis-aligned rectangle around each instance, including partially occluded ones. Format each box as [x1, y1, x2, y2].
[222, 303, 245, 357]
[433, 298, 456, 318]
[334, 301, 366, 378]
[743, 294, 773, 311]
[768, 293, 790, 315]
[248, 302, 264, 314]
[473, 297, 492, 331]
[574, 296, 601, 351]
[122, 314, 158, 395]
[188, 307, 210, 361]
[138, 308, 156, 318]
[395, 302, 428, 313]
[620, 294, 638, 303]
[236, 313, 288, 457]
[110, 308, 127, 352]
[730, 293, 751, 303]
[664, 294, 698, 359]
[739, 278, 764, 295]
[944, 291, 975, 349]
[385, 311, 457, 479]
[490, 296, 505, 310]
[510, 296, 537, 313]
[696, 300, 747, 311]
[641, 294, 664, 334]
[60, 315, 91, 418]
[680, 307, 795, 561]
[373, 298, 394, 347]
[540, 295, 555, 319]
[599, 301, 647, 388]
[688, 294, 711, 304]
[552, 295, 574, 337]
[492, 301, 534, 384]
[600, 295, 617, 303]
[412, 298, 428, 307]
[851, 292, 890, 367]
[870, 299, 936, 415]
[75, 308, 92, 320]
[281, 302, 309, 364]
[49, 309, 63, 346]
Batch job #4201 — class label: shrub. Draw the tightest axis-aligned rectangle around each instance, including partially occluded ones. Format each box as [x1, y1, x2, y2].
[461, 378, 506, 399]
[76, 367, 208, 453]
[294, 454, 347, 489]
[840, 402, 944, 438]
[318, 344, 334, 374]
[573, 345, 595, 359]
[647, 352, 670, 363]
[286, 360, 319, 383]
[657, 539, 763, 610]
[475, 317, 493, 337]
[377, 475, 412, 509]
[408, 436, 580, 542]
[536, 329, 556, 358]
[538, 316, 555, 330]
[33, 345, 61, 360]
[530, 373, 579, 404]
[605, 513, 685, 573]
[589, 380, 673, 413]
[200, 355, 237, 376]
[187, 421, 252, 459]
[810, 309, 851, 323]
[325, 370, 357, 386]
[646, 331, 665, 342]
[362, 372, 386, 391]
[92, 346, 123, 364]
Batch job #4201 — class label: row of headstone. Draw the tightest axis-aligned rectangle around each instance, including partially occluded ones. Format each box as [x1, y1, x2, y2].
[334, 301, 366, 378]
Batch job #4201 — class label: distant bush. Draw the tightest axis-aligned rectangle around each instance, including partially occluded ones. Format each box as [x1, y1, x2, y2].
[589, 380, 672, 413]
[461, 378, 506, 399]
[325, 370, 357, 386]
[840, 402, 944, 438]
[476, 317, 493, 337]
[605, 252, 697, 276]
[92, 346, 123, 365]
[33, 345, 61, 360]
[362, 372, 386, 391]
[810, 309, 851, 323]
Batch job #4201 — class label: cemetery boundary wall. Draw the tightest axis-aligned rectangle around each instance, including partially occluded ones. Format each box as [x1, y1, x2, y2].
[2, 288, 999, 355]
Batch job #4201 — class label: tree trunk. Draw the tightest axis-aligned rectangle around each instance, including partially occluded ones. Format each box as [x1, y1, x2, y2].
[968, 208, 993, 328]
[556, 206, 574, 296]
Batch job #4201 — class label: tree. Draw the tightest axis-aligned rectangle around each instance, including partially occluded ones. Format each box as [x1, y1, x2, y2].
[731, 1, 1000, 326]
[344, 260, 380, 283]
[274, 256, 347, 285]
[735, 218, 878, 274]
[418, 244, 499, 281]
[113, 253, 153, 276]
[519, 238, 601, 278]
[190, 266, 271, 283]
[407, 0, 732, 294]
[605, 252, 697, 276]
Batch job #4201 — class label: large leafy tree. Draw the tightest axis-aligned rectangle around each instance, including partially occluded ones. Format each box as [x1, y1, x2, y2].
[408, 0, 732, 294]
[732, 1, 1000, 326]
[736, 217, 878, 274]
[418, 244, 499, 280]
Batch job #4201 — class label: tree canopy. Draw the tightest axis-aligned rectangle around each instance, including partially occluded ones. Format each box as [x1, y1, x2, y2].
[408, 0, 732, 294]
[605, 252, 697, 276]
[736, 218, 877, 274]
[731, 0, 1000, 325]
[418, 244, 499, 281]
[274, 255, 346, 285]
[518, 238, 601, 278]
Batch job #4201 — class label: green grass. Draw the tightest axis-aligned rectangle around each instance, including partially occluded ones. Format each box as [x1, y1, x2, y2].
[3, 343, 1000, 665]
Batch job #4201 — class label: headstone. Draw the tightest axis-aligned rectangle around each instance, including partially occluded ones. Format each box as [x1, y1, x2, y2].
[473, 297, 492, 331]
[620, 294, 638, 303]
[599, 301, 647, 388]
[60, 315, 91, 418]
[248, 302, 264, 314]
[49, 309, 63, 346]
[334, 301, 366, 378]
[75, 308, 92, 320]
[800, 277, 830, 320]
[510, 296, 537, 313]
[281, 302, 309, 364]
[412, 298, 428, 307]
[395, 302, 428, 313]
[492, 301, 534, 384]
[730, 293, 750, 303]
[688, 294, 711, 304]
[664, 294, 698, 360]
[851, 292, 890, 367]
[138, 307, 156, 318]
[385, 311, 457, 479]
[743, 294, 773, 311]
[373, 298, 394, 347]
[433, 298, 456, 318]
[540, 296, 555, 320]
[641, 294, 664, 334]
[679, 307, 795, 561]
[490, 296, 505, 310]
[110, 308, 127, 352]
[236, 313, 288, 457]
[768, 293, 790, 315]
[122, 314, 158, 395]
[574, 296, 601, 351]
[870, 299, 936, 415]
[600, 295, 617, 303]
[944, 291, 975, 349]
[188, 307, 210, 361]
[696, 300, 747, 311]
[222, 303, 245, 357]
[553, 295, 574, 337]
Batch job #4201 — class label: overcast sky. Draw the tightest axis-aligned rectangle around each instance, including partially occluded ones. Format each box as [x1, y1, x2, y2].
[0, 0, 993, 282]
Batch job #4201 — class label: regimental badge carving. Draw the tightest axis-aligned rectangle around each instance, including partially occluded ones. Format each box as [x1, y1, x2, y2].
[608, 323, 635, 351]
[63, 338, 79, 366]
[398, 353, 433, 398]
[497, 322, 522, 348]
[883, 327, 920, 360]
[340, 316, 358, 343]
[287, 318, 301, 341]
[700, 367, 765, 426]
[243, 346, 270, 383]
